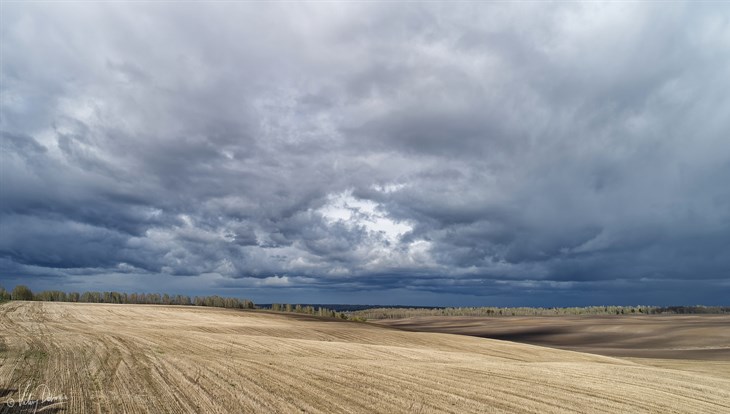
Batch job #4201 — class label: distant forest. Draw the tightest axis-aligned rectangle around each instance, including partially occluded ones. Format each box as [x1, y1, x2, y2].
[353, 305, 730, 319]
[257, 304, 446, 312]
[0, 285, 355, 320]
[3, 285, 727, 320]
[0, 284, 254, 309]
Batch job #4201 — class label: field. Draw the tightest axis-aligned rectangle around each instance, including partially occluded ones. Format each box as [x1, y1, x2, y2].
[2, 302, 730, 413]
[376, 315, 730, 380]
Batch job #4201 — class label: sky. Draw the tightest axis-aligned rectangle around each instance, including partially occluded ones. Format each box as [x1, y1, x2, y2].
[1, 2, 729, 306]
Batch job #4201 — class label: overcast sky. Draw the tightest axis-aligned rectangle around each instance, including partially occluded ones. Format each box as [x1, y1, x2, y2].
[1, 2, 729, 306]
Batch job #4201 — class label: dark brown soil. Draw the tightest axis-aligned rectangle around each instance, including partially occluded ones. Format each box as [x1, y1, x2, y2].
[375, 315, 730, 360]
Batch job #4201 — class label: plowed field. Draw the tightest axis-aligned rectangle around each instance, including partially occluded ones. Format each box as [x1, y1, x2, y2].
[2, 302, 728, 413]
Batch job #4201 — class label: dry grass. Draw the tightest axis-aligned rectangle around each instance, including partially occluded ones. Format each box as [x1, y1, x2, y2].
[1, 302, 729, 413]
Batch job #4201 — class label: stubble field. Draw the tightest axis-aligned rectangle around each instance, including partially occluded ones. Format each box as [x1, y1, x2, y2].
[1, 302, 729, 413]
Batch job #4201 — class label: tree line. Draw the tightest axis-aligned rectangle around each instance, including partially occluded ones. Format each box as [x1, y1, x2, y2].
[0, 285, 364, 321]
[0, 284, 254, 309]
[352, 305, 730, 319]
[267, 303, 365, 321]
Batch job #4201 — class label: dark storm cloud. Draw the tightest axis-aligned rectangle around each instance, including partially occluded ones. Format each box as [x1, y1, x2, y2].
[1, 2, 729, 304]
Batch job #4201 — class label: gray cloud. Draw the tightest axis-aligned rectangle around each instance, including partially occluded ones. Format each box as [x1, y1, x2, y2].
[1, 2, 729, 305]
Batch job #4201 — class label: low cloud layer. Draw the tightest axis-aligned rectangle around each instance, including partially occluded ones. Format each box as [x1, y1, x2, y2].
[2, 3, 729, 305]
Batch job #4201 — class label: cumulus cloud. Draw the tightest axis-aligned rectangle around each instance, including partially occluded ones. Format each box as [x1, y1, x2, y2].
[1, 2, 729, 305]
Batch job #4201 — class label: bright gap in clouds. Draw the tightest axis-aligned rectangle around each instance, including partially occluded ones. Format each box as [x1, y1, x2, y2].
[317, 189, 412, 244]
